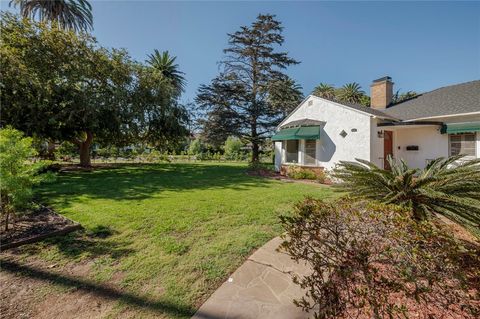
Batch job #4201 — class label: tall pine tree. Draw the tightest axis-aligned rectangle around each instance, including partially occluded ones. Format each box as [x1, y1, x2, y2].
[196, 14, 302, 162]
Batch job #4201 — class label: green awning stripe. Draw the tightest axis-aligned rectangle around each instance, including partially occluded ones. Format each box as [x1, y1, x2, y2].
[441, 122, 480, 134]
[271, 125, 320, 141]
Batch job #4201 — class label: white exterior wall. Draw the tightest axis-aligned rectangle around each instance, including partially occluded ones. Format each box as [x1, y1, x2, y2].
[478, 133, 480, 159]
[280, 96, 373, 170]
[391, 126, 448, 169]
[390, 114, 480, 169]
[370, 118, 384, 168]
[274, 141, 282, 171]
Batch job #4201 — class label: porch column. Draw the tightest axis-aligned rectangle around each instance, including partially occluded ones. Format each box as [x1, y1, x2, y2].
[299, 140, 305, 165]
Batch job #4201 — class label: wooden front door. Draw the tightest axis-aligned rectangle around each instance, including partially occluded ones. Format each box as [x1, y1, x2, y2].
[383, 130, 393, 170]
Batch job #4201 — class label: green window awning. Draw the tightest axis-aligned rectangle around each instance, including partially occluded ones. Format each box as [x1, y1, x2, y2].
[271, 125, 321, 141]
[441, 122, 480, 134]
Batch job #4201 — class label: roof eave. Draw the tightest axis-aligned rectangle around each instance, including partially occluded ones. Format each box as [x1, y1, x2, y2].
[402, 111, 480, 122]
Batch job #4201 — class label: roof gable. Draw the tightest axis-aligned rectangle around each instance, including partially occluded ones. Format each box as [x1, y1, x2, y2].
[277, 95, 397, 128]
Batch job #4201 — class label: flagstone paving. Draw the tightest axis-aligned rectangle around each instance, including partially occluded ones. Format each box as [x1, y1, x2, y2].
[192, 237, 314, 319]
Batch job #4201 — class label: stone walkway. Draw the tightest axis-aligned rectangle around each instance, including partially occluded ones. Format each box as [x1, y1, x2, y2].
[192, 237, 313, 319]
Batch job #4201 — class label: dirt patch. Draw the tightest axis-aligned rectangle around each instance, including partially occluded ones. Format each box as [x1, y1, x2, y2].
[0, 206, 81, 250]
[0, 256, 117, 319]
[34, 289, 114, 319]
[0, 255, 182, 319]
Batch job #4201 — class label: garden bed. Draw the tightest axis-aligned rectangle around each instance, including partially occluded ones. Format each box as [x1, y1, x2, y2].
[0, 205, 82, 251]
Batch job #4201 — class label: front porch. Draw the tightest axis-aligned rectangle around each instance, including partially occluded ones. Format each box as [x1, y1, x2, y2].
[376, 121, 480, 169]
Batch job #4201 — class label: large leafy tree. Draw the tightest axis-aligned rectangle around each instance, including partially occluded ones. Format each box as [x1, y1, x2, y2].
[267, 78, 304, 118]
[146, 49, 186, 95]
[196, 14, 301, 162]
[0, 13, 188, 166]
[9, 0, 93, 32]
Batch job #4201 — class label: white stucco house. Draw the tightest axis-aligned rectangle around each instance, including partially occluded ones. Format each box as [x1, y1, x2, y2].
[272, 77, 480, 172]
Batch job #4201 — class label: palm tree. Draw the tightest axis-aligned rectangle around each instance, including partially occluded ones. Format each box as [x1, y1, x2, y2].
[9, 0, 93, 32]
[146, 49, 186, 94]
[336, 82, 365, 104]
[312, 83, 336, 100]
[333, 155, 480, 234]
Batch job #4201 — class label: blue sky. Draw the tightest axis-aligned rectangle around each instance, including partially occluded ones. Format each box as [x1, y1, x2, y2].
[3, 1, 479, 103]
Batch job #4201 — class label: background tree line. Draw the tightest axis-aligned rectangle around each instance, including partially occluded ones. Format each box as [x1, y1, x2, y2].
[312, 82, 417, 106]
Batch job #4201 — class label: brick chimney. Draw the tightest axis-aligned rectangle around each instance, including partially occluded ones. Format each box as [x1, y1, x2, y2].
[370, 76, 393, 109]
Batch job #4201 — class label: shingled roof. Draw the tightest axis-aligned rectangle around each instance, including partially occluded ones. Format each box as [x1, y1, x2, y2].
[382, 80, 480, 121]
[310, 95, 399, 120]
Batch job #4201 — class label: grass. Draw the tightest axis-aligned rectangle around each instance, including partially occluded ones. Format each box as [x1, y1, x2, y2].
[9, 162, 336, 318]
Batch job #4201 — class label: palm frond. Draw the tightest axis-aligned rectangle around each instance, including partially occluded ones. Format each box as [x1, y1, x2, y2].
[333, 155, 480, 235]
[10, 0, 93, 32]
[146, 49, 186, 94]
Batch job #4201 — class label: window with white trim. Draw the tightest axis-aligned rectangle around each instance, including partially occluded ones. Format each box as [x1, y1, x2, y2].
[285, 140, 299, 163]
[449, 133, 476, 157]
[304, 140, 316, 165]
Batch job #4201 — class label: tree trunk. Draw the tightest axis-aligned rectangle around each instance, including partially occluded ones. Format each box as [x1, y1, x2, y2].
[79, 131, 93, 167]
[250, 118, 259, 163]
[251, 142, 260, 163]
[46, 140, 56, 160]
[4, 210, 10, 231]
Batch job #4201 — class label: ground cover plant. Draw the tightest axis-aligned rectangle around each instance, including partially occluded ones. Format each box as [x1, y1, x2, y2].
[0, 162, 336, 318]
[281, 198, 480, 319]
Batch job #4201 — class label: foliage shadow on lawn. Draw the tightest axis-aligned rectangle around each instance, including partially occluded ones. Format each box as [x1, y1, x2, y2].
[36, 163, 274, 203]
[15, 228, 134, 260]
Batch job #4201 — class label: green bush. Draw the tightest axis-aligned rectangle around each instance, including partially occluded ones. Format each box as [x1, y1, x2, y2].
[56, 141, 78, 161]
[0, 127, 54, 230]
[188, 138, 203, 156]
[280, 198, 480, 319]
[333, 155, 480, 234]
[224, 136, 245, 161]
[286, 165, 326, 182]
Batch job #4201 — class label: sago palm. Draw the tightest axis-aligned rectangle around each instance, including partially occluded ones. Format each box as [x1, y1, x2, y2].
[333, 155, 480, 233]
[312, 83, 336, 100]
[146, 49, 186, 94]
[336, 82, 365, 104]
[9, 0, 93, 32]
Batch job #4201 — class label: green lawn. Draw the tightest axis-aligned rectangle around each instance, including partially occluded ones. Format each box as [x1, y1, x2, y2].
[19, 163, 336, 318]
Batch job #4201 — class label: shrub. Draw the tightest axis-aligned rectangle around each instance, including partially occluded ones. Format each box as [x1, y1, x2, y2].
[188, 138, 203, 156]
[56, 141, 78, 161]
[280, 198, 480, 319]
[286, 165, 326, 182]
[224, 136, 245, 161]
[333, 155, 480, 234]
[0, 127, 54, 230]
